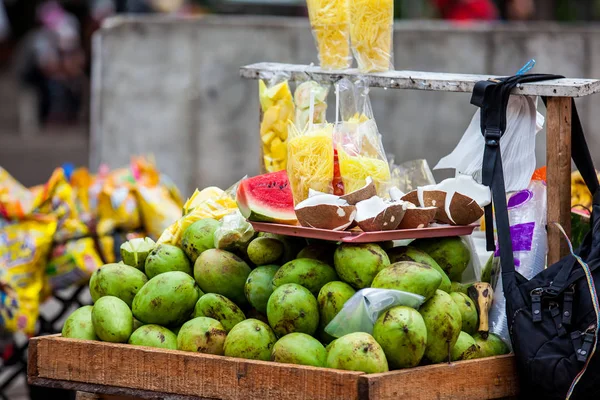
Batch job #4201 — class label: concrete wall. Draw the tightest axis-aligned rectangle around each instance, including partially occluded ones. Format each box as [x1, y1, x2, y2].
[92, 16, 600, 196]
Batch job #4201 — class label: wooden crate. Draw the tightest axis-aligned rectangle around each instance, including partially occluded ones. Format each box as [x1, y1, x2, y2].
[28, 335, 518, 400]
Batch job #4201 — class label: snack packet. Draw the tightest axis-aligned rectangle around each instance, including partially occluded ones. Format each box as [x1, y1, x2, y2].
[0, 167, 38, 218]
[35, 167, 90, 241]
[44, 237, 104, 294]
[0, 216, 57, 334]
[259, 76, 295, 173]
[96, 177, 142, 236]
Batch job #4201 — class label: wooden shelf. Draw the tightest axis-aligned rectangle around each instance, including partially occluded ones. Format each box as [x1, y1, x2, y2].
[28, 335, 518, 400]
[240, 62, 600, 97]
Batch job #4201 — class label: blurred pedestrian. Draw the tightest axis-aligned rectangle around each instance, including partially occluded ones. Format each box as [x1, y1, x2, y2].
[499, 0, 535, 21]
[433, 0, 499, 20]
[0, 0, 9, 41]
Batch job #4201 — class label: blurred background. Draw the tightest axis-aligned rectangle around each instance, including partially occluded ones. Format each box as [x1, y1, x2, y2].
[2, 0, 600, 191]
[2, 1, 600, 400]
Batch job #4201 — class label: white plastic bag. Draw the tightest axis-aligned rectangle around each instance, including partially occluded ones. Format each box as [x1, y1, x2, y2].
[489, 179, 548, 349]
[434, 95, 544, 192]
[324, 288, 425, 338]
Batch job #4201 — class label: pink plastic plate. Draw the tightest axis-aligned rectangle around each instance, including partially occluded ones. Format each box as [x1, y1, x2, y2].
[249, 222, 478, 243]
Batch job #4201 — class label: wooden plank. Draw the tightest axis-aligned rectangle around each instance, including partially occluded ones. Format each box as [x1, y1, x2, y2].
[240, 63, 600, 97]
[76, 391, 140, 400]
[362, 355, 518, 400]
[546, 97, 572, 264]
[28, 336, 364, 400]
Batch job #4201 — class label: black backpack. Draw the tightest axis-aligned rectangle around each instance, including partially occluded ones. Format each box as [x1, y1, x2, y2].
[472, 74, 600, 400]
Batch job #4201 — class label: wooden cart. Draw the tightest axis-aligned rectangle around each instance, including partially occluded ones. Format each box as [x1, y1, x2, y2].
[27, 64, 600, 399]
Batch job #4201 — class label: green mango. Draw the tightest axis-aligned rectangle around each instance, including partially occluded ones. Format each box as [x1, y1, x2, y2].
[194, 249, 251, 307]
[144, 244, 192, 279]
[371, 261, 441, 300]
[62, 306, 97, 340]
[451, 331, 480, 361]
[317, 281, 355, 343]
[192, 293, 245, 332]
[267, 283, 319, 337]
[91, 296, 133, 343]
[450, 292, 478, 335]
[271, 333, 327, 367]
[373, 306, 427, 369]
[326, 332, 388, 373]
[128, 324, 177, 350]
[181, 219, 220, 263]
[386, 246, 452, 292]
[89, 263, 148, 307]
[120, 237, 156, 270]
[411, 237, 471, 281]
[247, 237, 284, 265]
[177, 317, 227, 355]
[132, 271, 200, 326]
[473, 333, 510, 357]
[419, 290, 462, 363]
[224, 319, 277, 361]
[244, 265, 279, 314]
[333, 243, 390, 289]
[272, 258, 338, 295]
[450, 281, 472, 295]
[296, 243, 336, 266]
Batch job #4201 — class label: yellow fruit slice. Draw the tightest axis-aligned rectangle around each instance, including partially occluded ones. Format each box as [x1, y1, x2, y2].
[261, 130, 276, 145]
[270, 138, 286, 160]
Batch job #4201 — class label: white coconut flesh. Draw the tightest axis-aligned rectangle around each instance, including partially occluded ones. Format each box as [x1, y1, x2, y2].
[355, 196, 388, 222]
[308, 188, 330, 198]
[389, 186, 405, 202]
[295, 194, 349, 209]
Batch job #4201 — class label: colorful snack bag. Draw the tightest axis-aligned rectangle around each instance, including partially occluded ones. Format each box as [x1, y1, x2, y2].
[44, 237, 104, 294]
[96, 179, 142, 236]
[306, 0, 352, 70]
[259, 77, 295, 173]
[0, 167, 37, 218]
[0, 216, 57, 334]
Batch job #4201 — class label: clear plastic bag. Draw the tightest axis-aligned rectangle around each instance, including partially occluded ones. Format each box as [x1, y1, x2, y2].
[258, 74, 294, 173]
[306, 0, 352, 70]
[349, 0, 394, 72]
[214, 210, 256, 252]
[434, 95, 544, 192]
[388, 158, 436, 194]
[287, 87, 335, 204]
[333, 78, 391, 196]
[325, 288, 424, 338]
[489, 179, 548, 349]
[294, 81, 329, 131]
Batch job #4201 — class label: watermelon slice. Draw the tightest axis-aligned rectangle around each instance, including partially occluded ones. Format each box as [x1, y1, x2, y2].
[236, 170, 297, 225]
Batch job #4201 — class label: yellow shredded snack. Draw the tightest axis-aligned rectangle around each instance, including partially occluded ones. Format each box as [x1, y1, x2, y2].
[338, 149, 391, 194]
[349, 0, 394, 72]
[287, 123, 334, 203]
[307, 0, 352, 70]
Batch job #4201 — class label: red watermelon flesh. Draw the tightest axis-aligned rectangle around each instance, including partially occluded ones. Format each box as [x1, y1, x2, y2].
[236, 170, 297, 225]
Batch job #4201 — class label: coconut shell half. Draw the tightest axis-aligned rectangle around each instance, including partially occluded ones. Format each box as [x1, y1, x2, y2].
[296, 204, 357, 231]
[421, 190, 452, 224]
[447, 192, 484, 225]
[401, 190, 419, 206]
[341, 178, 377, 205]
[357, 203, 406, 232]
[397, 207, 437, 229]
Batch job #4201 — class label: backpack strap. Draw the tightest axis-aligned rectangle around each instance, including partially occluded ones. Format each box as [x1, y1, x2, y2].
[471, 74, 563, 300]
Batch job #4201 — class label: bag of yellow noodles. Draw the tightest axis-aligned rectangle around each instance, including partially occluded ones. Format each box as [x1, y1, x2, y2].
[259, 76, 295, 173]
[333, 78, 391, 195]
[157, 184, 239, 246]
[287, 87, 335, 204]
[0, 215, 57, 334]
[306, 0, 352, 70]
[349, 0, 394, 72]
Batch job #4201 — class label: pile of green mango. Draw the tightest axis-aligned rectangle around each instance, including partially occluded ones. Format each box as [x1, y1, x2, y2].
[63, 218, 509, 373]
